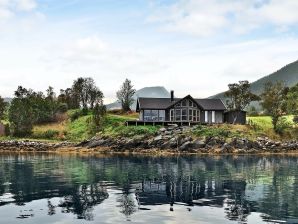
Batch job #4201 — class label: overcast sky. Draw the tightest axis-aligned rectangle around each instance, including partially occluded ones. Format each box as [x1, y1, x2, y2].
[0, 0, 298, 103]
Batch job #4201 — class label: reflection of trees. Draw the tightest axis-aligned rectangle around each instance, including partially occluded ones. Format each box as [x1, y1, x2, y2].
[117, 193, 138, 217]
[0, 154, 298, 222]
[58, 184, 108, 220]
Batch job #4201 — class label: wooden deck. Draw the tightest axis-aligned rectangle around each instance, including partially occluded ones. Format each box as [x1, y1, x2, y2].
[125, 120, 203, 126]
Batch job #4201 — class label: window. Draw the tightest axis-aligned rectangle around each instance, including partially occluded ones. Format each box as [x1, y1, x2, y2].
[182, 100, 187, 107]
[170, 109, 174, 121]
[189, 109, 193, 121]
[205, 111, 208, 123]
[175, 109, 181, 121]
[212, 111, 215, 123]
[151, 110, 158, 121]
[182, 109, 187, 121]
[175, 102, 181, 107]
[193, 110, 197, 122]
[159, 110, 165, 121]
[197, 110, 200, 122]
[144, 110, 152, 121]
[189, 100, 193, 107]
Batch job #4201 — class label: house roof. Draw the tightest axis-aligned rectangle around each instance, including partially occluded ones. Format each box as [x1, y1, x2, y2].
[137, 96, 226, 111]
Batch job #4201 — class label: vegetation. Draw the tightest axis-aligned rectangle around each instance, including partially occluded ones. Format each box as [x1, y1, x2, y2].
[116, 78, 136, 112]
[224, 80, 260, 124]
[1, 76, 297, 142]
[247, 115, 296, 139]
[260, 81, 288, 133]
[0, 96, 7, 121]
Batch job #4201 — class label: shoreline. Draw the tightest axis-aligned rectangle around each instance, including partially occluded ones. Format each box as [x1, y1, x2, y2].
[0, 139, 298, 155]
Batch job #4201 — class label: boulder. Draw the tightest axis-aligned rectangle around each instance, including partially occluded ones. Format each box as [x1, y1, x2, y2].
[179, 141, 193, 151]
[193, 139, 205, 148]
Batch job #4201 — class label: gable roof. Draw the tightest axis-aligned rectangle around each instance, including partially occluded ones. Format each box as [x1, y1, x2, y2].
[137, 96, 226, 111]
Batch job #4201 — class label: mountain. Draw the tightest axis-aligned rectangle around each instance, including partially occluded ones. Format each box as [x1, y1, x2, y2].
[106, 86, 170, 110]
[209, 60, 298, 110]
[3, 98, 12, 103]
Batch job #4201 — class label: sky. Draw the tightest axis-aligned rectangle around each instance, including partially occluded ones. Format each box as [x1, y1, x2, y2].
[0, 0, 298, 103]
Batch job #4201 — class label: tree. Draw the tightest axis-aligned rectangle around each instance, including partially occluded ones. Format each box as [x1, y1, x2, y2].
[0, 96, 7, 121]
[260, 81, 288, 132]
[286, 83, 298, 115]
[89, 102, 106, 134]
[225, 80, 259, 124]
[72, 77, 103, 110]
[9, 91, 35, 137]
[116, 79, 136, 112]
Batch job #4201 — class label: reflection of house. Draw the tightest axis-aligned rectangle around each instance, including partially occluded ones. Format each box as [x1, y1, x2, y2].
[135, 91, 226, 124]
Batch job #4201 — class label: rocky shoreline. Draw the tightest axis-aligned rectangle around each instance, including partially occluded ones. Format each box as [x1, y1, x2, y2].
[1, 125, 297, 154]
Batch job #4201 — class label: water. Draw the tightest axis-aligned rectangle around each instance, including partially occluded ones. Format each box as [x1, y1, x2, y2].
[0, 153, 297, 224]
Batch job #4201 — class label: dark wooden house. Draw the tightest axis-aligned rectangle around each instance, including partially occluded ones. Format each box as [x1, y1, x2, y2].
[135, 91, 226, 125]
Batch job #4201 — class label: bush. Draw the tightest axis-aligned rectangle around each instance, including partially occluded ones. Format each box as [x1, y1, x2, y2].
[275, 117, 292, 134]
[192, 125, 231, 138]
[4, 124, 10, 136]
[69, 109, 89, 121]
[33, 129, 59, 139]
[293, 116, 298, 124]
[57, 103, 68, 113]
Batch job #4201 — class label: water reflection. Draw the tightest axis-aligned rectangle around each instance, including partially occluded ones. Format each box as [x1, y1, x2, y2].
[0, 153, 297, 223]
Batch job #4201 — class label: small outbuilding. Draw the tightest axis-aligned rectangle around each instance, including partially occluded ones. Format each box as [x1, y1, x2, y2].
[224, 110, 247, 125]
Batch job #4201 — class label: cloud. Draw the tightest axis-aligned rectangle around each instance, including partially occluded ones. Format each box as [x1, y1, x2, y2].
[148, 0, 298, 36]
[0, 0, 37, 21]
[51, 35, 167, 76]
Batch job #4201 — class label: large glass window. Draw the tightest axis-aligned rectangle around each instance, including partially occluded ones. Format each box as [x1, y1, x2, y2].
[182, 109, 187, 121]
[170, 109, 174, 121]
[144, 110, 151, 121]
[159, 110, 165, 121]
[175, 109, 181, 121]
[175, 102, 181, 107]
[193, 110, 197, 122]
[189, 109, 193, 121]
[151, 110, 158, 121]
[197, 110, 200, 122]
[189, 100, 193, 107]
[182, 100, 187, 107]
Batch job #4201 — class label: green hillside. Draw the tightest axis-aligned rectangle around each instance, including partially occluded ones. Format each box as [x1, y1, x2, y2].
[209, 60, 298, 109]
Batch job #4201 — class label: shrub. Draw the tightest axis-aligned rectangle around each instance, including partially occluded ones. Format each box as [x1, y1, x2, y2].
[33, 129, 59, 139]
[57, 103, 68, 113]
[192, 125, 231, 138]
[69, 109, 89, 121]
[4, 124, 10, 136]
[293, 115, 298, 124]
[275, 117, 292, 134]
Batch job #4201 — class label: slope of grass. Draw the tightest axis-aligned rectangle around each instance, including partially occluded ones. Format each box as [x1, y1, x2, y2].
[3, 111, 296, 142]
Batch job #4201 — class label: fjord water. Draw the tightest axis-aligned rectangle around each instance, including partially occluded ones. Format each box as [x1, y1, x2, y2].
[0, 154, 297, 224]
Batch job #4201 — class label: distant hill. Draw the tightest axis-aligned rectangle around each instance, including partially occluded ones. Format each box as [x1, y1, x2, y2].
[106, 86, 170, 110]
[3, 98, 12, 103]
[209, 60, 298, 110]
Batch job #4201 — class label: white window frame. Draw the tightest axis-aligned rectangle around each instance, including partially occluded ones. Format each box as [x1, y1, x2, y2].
[189, 109, 193, 121]
[170, 109, 174, 121]
[181, 108, 187, 121]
